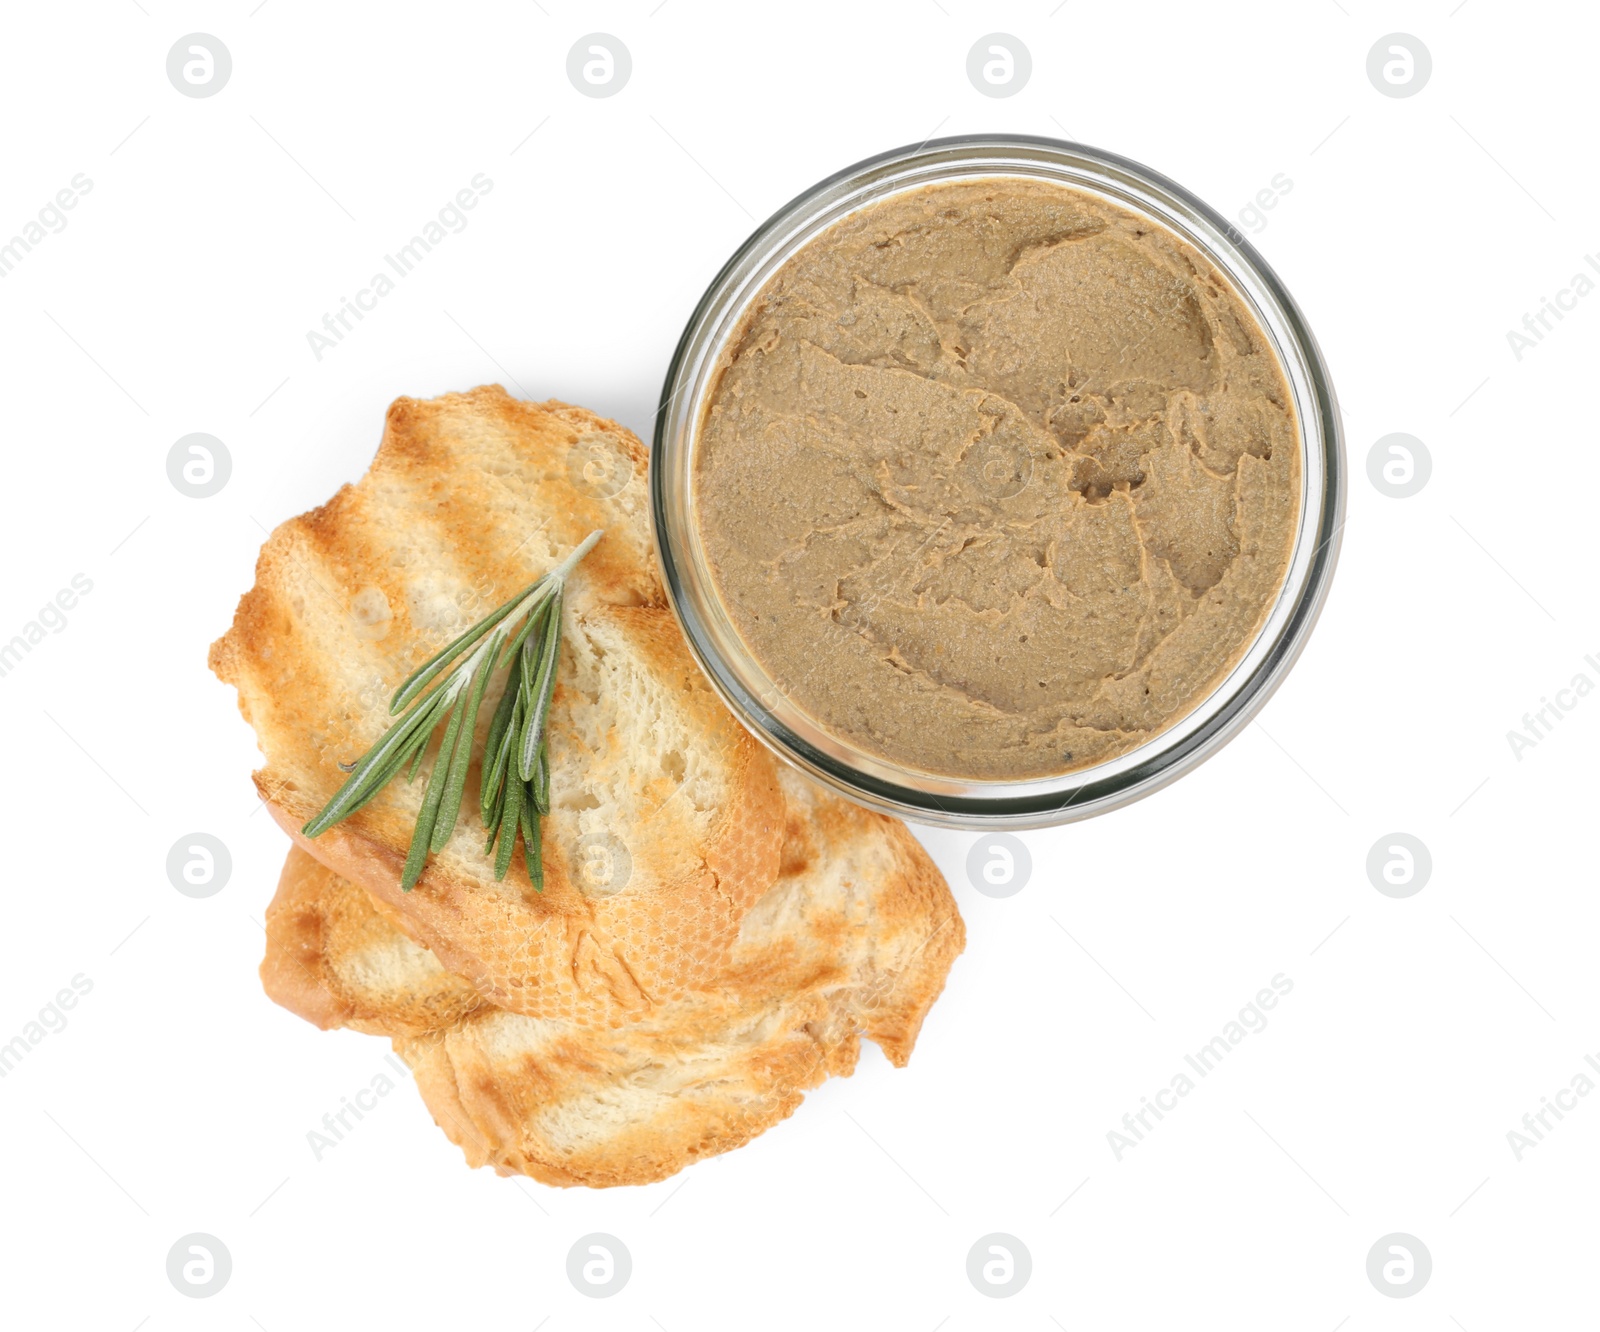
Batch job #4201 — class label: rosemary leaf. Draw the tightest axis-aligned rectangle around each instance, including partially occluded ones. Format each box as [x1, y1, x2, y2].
[517, 608, 539, 716]
[532, 741, 551, 816]
[480, 682, 523, 825]
[389, 576, 544, 716]
[481, 655, 520, 784]
[519, 781, 543, 892]
[401, 689, 467, 891]
[483, 778, 507, 856]
[518, 586, 564, 781]
[497, 583, 556, 669]
[405, 726, 430, 783]
[391, 694, 446, 786]
[482, 706, 512, 853]
[343, 726, 433, 819]
[492, 776, 521, 880]
[302, 683, 452, 837]
[430, 629, 504, 853]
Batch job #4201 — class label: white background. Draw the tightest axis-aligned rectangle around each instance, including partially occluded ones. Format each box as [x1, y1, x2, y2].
[1, 1, 1595, 1327]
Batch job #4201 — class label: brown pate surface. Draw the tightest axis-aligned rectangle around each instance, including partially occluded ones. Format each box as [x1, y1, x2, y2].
[693, 177, 1301, 780]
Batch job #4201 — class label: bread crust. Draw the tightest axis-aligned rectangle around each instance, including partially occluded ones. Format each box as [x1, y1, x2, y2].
[260, 848, 484, 1037]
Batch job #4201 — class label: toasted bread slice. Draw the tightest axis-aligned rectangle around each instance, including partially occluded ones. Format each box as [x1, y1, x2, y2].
[211, 388, 786, 1025]
[263, 768, 965, 1187]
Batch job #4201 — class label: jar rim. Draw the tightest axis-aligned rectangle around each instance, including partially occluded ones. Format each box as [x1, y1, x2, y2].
[651, 134, 1346, 829]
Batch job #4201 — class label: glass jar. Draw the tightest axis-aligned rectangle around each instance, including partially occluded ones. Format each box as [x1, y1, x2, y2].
[652, 134, 1344, 828]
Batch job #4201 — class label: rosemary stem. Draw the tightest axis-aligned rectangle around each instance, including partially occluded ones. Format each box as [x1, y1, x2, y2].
[551, 529, 605, 581]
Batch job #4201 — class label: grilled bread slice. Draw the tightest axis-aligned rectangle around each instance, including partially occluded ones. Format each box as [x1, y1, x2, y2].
[262, 768, 965, 1187]
[211, 387, 786, 1026]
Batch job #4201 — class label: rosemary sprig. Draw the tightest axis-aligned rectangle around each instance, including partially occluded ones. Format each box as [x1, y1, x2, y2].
[303, 530, 603, 892]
